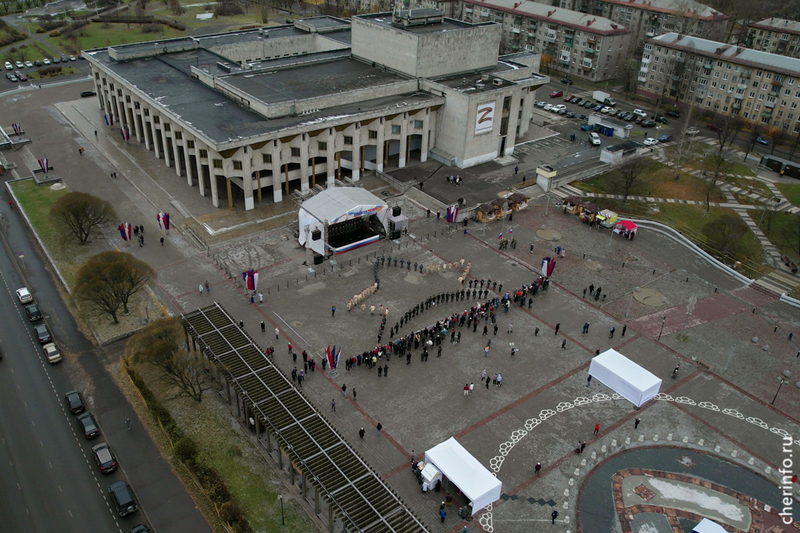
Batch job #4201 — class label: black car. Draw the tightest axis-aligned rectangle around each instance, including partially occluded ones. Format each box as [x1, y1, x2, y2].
[26, 304, 42, 321]
[561, 78, 573, 85]
[80, 90, 96, 97]
[65, 390, 85, 414]
[33, 60, 42, 67]
[573, 97, 583, 105]
[565, 111, 576, 118]
[109, 481, 138, 517]
[131, 526, 151, 533]
[641, 120, 657, 128]
[655, 116, 668, 124]
[577, 113, 587, 120]
[665, 110, 680, 118]
[92, 442, 118, 473]
[34, 324, 51, 343]
[15, 71, 27, 81]
[77, 412, 100, 439]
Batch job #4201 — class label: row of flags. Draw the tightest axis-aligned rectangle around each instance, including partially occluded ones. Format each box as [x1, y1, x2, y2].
[326, 345, 341, 369]
[37, 158, 49, 174]
[104, 113, 114, 126]
[446, 204, 459, 223]
[120, 126, 130, 141]
[118, 223, 132, 241]
[242, 269, 259, 291]
[541, 257, 557, 277]
[157, 212, 170, 231]
[11, 122, 22, 135]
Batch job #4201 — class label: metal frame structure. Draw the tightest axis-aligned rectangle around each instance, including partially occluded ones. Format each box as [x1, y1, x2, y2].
[182, 303, 428, 533]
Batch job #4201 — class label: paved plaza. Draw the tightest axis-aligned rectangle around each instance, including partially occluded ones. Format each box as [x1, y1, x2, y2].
[2, 84, 800, 533]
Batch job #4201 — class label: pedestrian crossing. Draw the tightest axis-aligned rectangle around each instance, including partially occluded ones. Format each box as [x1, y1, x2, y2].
[514, 135, 566, 155]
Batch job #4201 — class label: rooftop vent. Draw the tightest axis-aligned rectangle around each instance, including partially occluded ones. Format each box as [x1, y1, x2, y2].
[492, 78, 502, 86]
[481, 74, 490, 81]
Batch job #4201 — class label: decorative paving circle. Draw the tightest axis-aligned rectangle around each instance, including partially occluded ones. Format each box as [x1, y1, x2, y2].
[633, 288, 666, 307]
[536, 229, 562, 241]
[582, 259, 603, 272]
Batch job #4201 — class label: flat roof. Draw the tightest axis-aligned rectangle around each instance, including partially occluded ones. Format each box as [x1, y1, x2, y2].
[749, 18, 800, 37]
[356, 12, 478, 34]
[462, 0, 630, 35]
[293, 16, 350, 32]
[600, 0, 727, 20]
[650, 33, 800, 76]
[224, 57, 407, 105]
[606, 140, 644, 152]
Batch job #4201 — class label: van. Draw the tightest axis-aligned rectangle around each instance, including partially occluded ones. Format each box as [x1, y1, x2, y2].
[589, 132, 601, 146]
[109, 481, 138, 517]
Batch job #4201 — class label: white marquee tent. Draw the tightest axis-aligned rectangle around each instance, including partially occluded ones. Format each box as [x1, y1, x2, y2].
[692, 518, 727, 533]
[588, 349, 662, 407]
[424, 438, 502, 515]
[298, 187, 390, 256]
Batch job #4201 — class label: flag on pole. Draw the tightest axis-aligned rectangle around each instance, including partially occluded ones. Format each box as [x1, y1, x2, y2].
[498, 233, 503, 240]
[252, 270, 258, 291]
[12, 123, 21, 135]
[120, 127, 125, 140]
[446, 204, 459, 223]
[333, 347, 341, 369]
[157, 213, 163, 230]
[326, 345, 334, 369]
[104, 114, 109, 126]
[164, 213, 170, 230]
[118, 224, 127, 241]
[125, 223, 132, 241]
[244, 270, 258, 291]
[43, 157, 48, 174]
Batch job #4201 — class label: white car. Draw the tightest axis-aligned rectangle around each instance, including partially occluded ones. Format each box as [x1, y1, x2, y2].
[4, 61, 12, 70]
[601, 106, 613, 114]
[16, 287, 33, 304]
[544, 104, 554, 111]
[15, 61, 24, 69]
[42, 58, 50, 65]
[43, 343, 62, 364]
[643, 137, 659, 146]
[589, 132, 601, 146]
[633, 109, 648, 117]
[685, 127, 700, 135]
[24, 60, 33, 68]
[551, 104, 566, 112]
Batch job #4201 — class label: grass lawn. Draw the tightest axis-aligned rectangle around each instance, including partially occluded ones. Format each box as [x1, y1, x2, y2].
[725, 175, 772, 198]
[748, 209, 800, 262]
[732, 192, 763, 206]
[777, 183, 800, 207]
[1, 42, 59, 64]
[47, 23, 187, 53]
[147, 2, 287, 29]
[28, 66, 79, 80]
[573, 162, 725, 202]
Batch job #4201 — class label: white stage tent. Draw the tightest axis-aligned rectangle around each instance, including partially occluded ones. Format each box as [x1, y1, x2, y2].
[588, 349, 662, 407]
[297, 188, 390, 256]
[692, 518, 727, 533]
[424, 438, 502, 515]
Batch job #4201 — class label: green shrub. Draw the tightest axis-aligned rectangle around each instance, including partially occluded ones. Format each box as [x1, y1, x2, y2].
[174, 436, 199, 463]
[49, 30, 61, 37]
[219, 501, 244, 524]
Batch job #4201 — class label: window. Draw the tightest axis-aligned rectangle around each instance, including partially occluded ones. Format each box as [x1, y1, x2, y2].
[723, 74, 728, 81]
[789, 78, 795, 85]
[163, 123, 170, 132]
[153, 116, 160, 124]
[711, 82, 717, 88]
[749, 91, 755, 98]
[726, 64, 731, 69]
[758, 94, 765, 100]
[233, 161, 242, 170]
[781, 100, 787, 107]
[174, 131, 182, 140]
[263, 154, 272, 163]
[766, 72, 772, 79]
[368, 130, 378, 139]
[291, 147, 301, 157]
[762, 83, 769, 91]
[343, 136, 352, 145]
[717, 61, 722, 67]
[414, 120, 423, 129]
[187, 140, 195, 149]
[391, 125, 401, 134]
[213, 159, 222, 169]
[792, 103, 798, 110]
[756, 70, 763, 76]
[199, 149, 208, 158]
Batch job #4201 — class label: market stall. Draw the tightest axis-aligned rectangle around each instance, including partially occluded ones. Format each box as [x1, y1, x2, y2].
[588, 349, 662, 408]
[424, 437, 502, 515]
[614, 220, 638, 239]
[561, 195, 583, 214]
[476, 203, 499, 223]
[507, 192, 529, 212]
[580, 202, 600, 223]
[596, 209, 618, 228]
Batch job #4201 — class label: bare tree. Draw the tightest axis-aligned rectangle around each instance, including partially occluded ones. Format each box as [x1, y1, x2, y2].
[614, 156, 649, 201]
[782, 213, 800, 257]
[715, 115, 746, 150]
[768, 127, 789, 155]
[703, 148, 734, 212]
[126, 318, 210, 402]
[51, 192, 116, 245]
[75, 251, 155, 323]
[702, 213, 749, 255]
[742, 124, 765, 162]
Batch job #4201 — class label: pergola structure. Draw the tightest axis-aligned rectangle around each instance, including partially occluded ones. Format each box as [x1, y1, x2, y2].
[182, 303, 428, 533]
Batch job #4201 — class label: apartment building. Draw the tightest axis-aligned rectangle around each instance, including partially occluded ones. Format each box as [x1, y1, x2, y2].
[455, 0, 631, 81]
[536, 0, 728, 41]
[638, 33, 800, 132]
[747, 18, 800, 59]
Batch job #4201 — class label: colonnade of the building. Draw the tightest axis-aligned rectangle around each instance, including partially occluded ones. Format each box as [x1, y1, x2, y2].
[92, 70, 435, 211]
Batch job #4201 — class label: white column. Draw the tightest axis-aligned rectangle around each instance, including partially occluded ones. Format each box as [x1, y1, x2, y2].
[131, 98, 142, 143]
[351, 124, 361, 182]
[376, 118, 385, 173]
[399, 113, 408, 168]
[272, 142, 283, 203]
[242, 148, 254, 210]
[149, 113, 160, 159]
[420, 111, 429, 163]
[194, 139, 206, 197]
[171, 124, 181, 175]
[183, 131, 193, 186]
[326, 130, 335, 187]
[210, 172, 219, 208]
[299, 140, 310, 192]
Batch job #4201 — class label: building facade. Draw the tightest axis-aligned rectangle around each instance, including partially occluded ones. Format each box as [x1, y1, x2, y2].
[453, 0, 631, 81]
[638, 33, 800, 132]
[535, 0, 728, 41]
[84, 11, 547, 211]
[747, 18, 800, 60]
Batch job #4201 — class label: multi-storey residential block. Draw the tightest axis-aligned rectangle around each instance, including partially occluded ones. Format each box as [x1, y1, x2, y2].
[638, 33, 800, 132]
[455, 0, 631, 81]
[747, 18, 800, 59]
[534, 0, 728, 41]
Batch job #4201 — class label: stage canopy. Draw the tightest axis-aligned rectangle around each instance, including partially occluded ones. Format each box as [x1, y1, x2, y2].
[298, 187, 390, 256]
[692, 519, 727, 533]
[424, 437, 502, 515]
[588, 349, 662, 407]
[615, 220, 638, 234]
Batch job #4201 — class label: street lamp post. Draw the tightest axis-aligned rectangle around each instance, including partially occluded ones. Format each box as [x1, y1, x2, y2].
[278, 494, 285, 525]
[625, 287, 640, 318]
[658, 315, 666, 340]
[771, 370, 791, 405]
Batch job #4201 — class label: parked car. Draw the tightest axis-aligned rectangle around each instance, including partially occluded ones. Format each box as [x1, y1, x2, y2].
[664, 110, 680, 118]
[614, 110, 626, 118]
[635, 116, 644, 124]
[52, 57, 60, 64]
[92, 442, 118, 473]
[43, 342, 61, 363]
[15, 61, 24, 69]
[706, 123, 722, 131]
[564, 95, 575, 102]
[33, 60, 42, 67]
[65, 390, 85, 414]
[550, 90, 563, 98]
[4, 61, 12, 70]
[77, 412, 100, 439]
[81, 90, 96, 97]
[34, 324, 52, 344]
[552, 104, 566, 113]
[131, 526, 151, 533]
[42, 58, 50, 65]
[557, 108, 568, 115]
[686, 127, 700, 135]
[24, 61, 33, 68]
[561, 78, 573, 85]
[580, 124, 593, 131]
[623, 113, 635, 121]
[565, 111, 576, 118]
[589, 132, 601, 145]
[755, 136, 769, 145]
[658, 134, 672, 142]
[592, 104, 604, 111]
[641, 120, 657, 128]
[534, 101, 546, 108]
[26, 304, 42, 321]
[5, 73, 18, 82]
[633, 109, 647, 118]
[583, 101, 595, 108]
[61, 55, 68, 62]
[643, 137, 659, 146]
[600, 106, 613, 114]
[68, 55, 77, 61]
[655, 116, 668, 124]
[16, 287, 33, 303]
[16, 71, 27, 81]
[109, 481, 138, 517]
[576, 113, 587, 120]
[544, 104, 554, 111]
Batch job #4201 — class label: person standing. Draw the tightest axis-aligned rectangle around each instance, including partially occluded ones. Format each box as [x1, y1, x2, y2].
[535, 462, 541, 476]
[484, 345, 490, 357]
[199, 284, 204, 295]
[125, 418, 131, 431]
[160, 236, 164, 245]
[376, 422, 382, 436]
[551, 510, 559, 524]
[581, 441, 587, 453]
[507, 323, 513, 334]
[634, 417, 641, 429]
[359, 427, 365, 439]
[609, 326, 615, 339]
[205, 280, 210, 293]
[561, 339, 567, 349]
[440, 509, 446, 523]
[514, 164, 519, 175]
[275, 327, 280, 340]
[258, 292, 263, 303]
[582, 322, 590, 334]
[469, 382, 474, 394]
[485, 376, 491, 389]
[586, 375, 592, 387]
[555, 323, 560, 335]
[594, 423, 600, 435]
[331, 399, 336, 412]
[463, 384, 470, 396]
[342, 384, 347, 397]
[332, 305, 336, 317]
[622, 324, 627, 337]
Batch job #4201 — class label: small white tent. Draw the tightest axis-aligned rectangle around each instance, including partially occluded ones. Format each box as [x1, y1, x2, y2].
[588, 349, 662, 407]
[424, 438, 502, 515]
[692, 518, 727, 533]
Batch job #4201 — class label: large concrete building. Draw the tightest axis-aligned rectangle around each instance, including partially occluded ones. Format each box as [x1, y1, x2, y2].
[84, 10, 547, 210]
[453, 0, 631, 81]
[746, 18, 800, 60]
[638, 33, 800, 132]
[534, 0, 728, 41]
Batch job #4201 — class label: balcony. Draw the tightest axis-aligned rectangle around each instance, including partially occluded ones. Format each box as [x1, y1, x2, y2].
[480, 9, 490, 16]
[582, 60, 593, 70]
[734, 92, 744, 100]
[640, 64, 650, 73]
[732, 101, 741, 109]
[742, 70, 752, 79]
[585, 47, 595, 54]
[512, 27, 521, 34]
[703, 62, 713, 70]
[641, 56, 651, 64]
[764, 100, 776, 108]
[638, 73, 648, 82]
[464, 7, 472, 13]
[564, 37, 574, 47]
[762, 110, 773, 118]
[545, 32, 558, 43]
[559, 52, 571, 65]
[588, 36, 597, 45]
